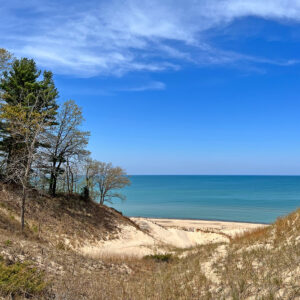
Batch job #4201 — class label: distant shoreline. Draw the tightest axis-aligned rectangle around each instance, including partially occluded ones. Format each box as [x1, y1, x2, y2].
[112, 176, 299, 224]
[131, 217, 268, 234]
[128, 174, 300, 177]
[129, 216, 270, 225]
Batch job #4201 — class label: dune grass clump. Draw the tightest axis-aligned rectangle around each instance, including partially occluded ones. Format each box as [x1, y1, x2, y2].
[0, 256, 47, 297]
[144, 253, 173, 263]
[232, 225, 270, 244]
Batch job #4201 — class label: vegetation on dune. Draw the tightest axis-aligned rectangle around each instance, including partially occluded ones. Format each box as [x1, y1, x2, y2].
[0, 48, 299, 299]
[52, 209, 299, 300]
[0, 190, 298, 299]
[0, 48, 130, 232]
[0, 256, 46, 298]
[0, 183, 134, 243]
[85, 160, 131, 205]
[0, 49, 13, 74]
[144, 253, 173, 263]
[43, 100, 90, 197]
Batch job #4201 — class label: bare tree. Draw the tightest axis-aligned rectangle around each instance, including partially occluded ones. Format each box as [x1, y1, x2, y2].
[94, 162, 130, 205]
[0, 93, 54, 231]
[63, 156, 83, 194]
[42, 100, 90, 196]
[82, 157, 100, 200]
[0, 48, 13, 75]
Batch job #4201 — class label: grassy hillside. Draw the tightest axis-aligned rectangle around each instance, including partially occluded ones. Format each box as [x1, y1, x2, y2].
[59, 209, 299, 300]
[0, 183, 299, 299]
[0, 183, 138, 243]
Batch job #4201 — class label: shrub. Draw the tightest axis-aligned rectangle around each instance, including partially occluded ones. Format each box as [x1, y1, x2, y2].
[80, 186, 90, 202]
[31, 224, 39, 233]
[56, 241, 69, 251]
[144, 253, 173, 263]
[4, 240, 12, 247]
[0, 257, 46, 297]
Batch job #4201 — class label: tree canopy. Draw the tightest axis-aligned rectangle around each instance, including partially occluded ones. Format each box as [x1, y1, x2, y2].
[0, 58, 59, 174]
[42, 100, 90, 196]
[94, 161, 131, 205]
[0, 53, 130, 231]
[0, 48, 13, 75]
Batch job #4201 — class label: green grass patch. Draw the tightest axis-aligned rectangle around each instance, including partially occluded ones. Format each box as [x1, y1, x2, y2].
[31, 224, 39, 233]
[4, 240, 12, 247]
[0, 256, 47, 297]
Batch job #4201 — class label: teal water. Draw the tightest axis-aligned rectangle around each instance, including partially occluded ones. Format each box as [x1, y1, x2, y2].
[109, 175, 300, 224]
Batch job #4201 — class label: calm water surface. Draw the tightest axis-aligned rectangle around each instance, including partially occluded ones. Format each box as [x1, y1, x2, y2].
[109, 175, 300, 224]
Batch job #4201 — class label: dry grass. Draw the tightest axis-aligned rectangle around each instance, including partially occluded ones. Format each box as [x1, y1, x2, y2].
[0, 182, 139, 247]
[51, 209, 299, 300]
[0, 183, 299, 299]
[232, 225, 270, 244]
[215, 207, 300, 299]
[53, 245, 216, 300]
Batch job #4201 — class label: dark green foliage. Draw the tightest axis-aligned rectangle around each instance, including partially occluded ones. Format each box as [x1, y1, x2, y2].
[0, 58, 58, 109]
[0, 58, 59, 175]
[4, 240, 12, 247]
[144, 253, 173, 263]
[81, 185, 90, 201]
[0, 257, 47, 297]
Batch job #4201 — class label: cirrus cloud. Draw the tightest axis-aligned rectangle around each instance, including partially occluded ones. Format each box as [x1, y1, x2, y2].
[1, 0, 300, 77]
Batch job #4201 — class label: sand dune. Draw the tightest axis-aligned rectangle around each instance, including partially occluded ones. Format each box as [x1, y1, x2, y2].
[80, 218, 266, 258]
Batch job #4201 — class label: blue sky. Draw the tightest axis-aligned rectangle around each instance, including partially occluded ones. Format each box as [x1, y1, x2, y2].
[2, 0, 300, 174]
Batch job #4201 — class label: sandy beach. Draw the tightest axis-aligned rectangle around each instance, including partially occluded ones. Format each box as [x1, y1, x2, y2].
[80, 217, 267, 258]
[137, 217, 267, 236]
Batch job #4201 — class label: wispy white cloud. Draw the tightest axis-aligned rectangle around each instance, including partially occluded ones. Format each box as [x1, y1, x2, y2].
[2, 0, 300, 77]
[117, 81, 166, 92]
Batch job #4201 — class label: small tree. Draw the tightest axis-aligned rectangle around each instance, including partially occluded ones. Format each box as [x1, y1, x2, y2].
[94, 162, 130, 205]
[42, 100, 90, 196]
[82, 157, 100, 200]
[0, 57, 58, 176]
[0, 49, 13, 174]
[61, 155, 84, 194]
[0, 93, 54, 231]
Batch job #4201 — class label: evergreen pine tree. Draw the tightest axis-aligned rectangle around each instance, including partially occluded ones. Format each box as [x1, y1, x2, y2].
[0, 58, 58, 174]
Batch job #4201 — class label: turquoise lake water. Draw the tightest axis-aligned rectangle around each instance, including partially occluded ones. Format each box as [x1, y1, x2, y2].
[109, 175, 300, 224]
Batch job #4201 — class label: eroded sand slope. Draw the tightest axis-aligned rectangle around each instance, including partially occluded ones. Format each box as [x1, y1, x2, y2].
[80, 218, 265, 257]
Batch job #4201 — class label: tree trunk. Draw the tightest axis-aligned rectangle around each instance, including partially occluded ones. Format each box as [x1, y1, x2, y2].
[6, 142, 13, 177]
[100, 194, 104, 205]
[51, 175, 57, 196]
[70, 169, 74, 194]
[49, 171, 55, 194]
[49, 172, 57, 196]
[21, 186, 26, 232]
[49, 160, 57, 195]
[66, 167, 70, 194]
[50, 162, 62, 196]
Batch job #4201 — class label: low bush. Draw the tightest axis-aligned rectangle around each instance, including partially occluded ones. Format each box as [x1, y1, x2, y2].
[0, 256, 47, 297]
[144, 253, 173, 262]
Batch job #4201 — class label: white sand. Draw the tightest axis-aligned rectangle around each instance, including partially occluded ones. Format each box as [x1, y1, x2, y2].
[80, 218, 267, 258]
[142, 218, 267, 237]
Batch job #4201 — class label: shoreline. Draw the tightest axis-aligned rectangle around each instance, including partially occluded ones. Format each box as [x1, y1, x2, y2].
[128, 216, 269, 225]
[131, 217, 268, 235]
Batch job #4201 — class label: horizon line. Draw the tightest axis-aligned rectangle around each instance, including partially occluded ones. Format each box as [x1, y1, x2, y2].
[127, 174, 300, 176]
